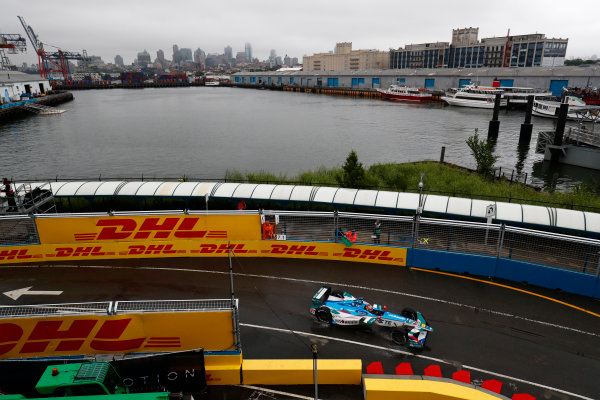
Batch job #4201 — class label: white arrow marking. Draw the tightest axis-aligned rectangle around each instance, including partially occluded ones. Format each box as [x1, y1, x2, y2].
[3, 286, 63, 300]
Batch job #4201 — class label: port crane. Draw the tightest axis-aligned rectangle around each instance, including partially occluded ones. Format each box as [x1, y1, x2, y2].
[17, 16, 88, 82]
[0, 32, 27, 70]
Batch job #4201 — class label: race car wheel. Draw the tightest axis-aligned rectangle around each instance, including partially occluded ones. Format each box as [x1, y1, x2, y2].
[316, 307, 333, 324]
[401, 307, 417, 321]
[391, 329, 408, 346]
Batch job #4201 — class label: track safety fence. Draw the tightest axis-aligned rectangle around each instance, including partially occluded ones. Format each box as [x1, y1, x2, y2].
[261, 210, 600, 277]
[0, 211, 598, 277]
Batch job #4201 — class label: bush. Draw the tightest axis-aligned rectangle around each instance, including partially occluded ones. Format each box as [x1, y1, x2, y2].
[466, 129, 499, 176]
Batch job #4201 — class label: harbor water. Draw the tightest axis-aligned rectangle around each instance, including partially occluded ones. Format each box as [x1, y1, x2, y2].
[0, 86, 598, 191]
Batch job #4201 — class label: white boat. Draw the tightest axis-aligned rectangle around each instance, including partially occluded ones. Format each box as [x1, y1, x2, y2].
[205, 79, 220, 86]
[498, 87, 553, 107]
[532, 96, 600, 122]
[377, 85, 432, 102]
[441, 85, 507, 109]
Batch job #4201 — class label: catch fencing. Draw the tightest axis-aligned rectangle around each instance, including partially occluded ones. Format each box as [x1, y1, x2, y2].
[0, 210, 598, 278]
[262, 210, 600, 277]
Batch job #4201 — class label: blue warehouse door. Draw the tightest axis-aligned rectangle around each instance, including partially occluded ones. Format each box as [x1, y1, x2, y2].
[498, 79, 514, 87]
[549, 80, 568, 97]
[458, 79, 471, 88]
[424, 79, 435, 89]
[372, 78, 380, 88]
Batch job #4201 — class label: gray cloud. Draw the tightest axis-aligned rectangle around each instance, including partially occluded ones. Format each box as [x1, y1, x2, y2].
[3, 0, 598, 66]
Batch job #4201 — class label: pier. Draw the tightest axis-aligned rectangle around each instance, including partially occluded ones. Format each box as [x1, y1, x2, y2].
[0, 91, 73, 121]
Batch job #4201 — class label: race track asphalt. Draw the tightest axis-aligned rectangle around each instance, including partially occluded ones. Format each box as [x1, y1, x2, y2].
[1, 257, 599, 400]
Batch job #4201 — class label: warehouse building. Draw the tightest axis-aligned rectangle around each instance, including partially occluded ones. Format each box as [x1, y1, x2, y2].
[0, 70, 51, 105]
[389, 27, 568, 69]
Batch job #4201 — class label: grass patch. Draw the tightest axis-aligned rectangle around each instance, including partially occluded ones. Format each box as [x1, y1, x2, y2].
[227, 161, 600, 212]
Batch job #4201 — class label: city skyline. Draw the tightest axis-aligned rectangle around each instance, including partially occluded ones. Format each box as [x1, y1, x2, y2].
[2, 0, 599, 67]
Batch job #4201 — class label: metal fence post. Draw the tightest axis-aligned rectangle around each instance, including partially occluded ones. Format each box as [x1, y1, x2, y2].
[334, 210, 339, 243]
[496, 223, 505, 259]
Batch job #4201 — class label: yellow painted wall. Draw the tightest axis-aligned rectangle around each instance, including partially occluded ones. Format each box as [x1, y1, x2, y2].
[36, 214, 261, 244]
[205, 353, 243, 385]
[0, 311, 235, 360]
[242, 359, 362, 385]
[0, 240, 406, 266]
[363, 378, 505, 400]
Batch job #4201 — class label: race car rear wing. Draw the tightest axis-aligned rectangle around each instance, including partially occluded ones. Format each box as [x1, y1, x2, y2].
[312, 286, 331, 307]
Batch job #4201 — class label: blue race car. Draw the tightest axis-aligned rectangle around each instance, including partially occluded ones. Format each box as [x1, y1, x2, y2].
[309, 286, 433, 349]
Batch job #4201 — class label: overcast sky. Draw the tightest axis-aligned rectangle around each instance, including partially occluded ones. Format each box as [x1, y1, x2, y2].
[2, 0, 599, 66]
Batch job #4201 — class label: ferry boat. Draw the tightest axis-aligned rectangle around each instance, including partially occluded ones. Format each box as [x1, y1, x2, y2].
[562, 87, 600, 106]
[377, 85, 432, 102]
[441, 85, 507, 109]
[532, 95, 600, 122]
[499, 87, 553, 107]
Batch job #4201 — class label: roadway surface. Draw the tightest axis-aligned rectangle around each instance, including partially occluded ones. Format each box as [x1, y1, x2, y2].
[1, 257, 599, 400]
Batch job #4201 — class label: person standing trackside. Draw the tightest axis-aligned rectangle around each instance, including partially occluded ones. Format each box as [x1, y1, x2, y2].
[2, 178, 17, 212]
[373, 219, 381, 244]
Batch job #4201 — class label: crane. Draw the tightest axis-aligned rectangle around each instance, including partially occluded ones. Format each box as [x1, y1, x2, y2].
[17, 16, 87, 82]
[0, 33, 27, 70]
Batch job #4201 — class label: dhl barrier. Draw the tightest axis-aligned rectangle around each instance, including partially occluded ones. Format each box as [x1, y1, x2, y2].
[0, 300, 238, 360]
[0, 241, 406, 265]
[0, 213, 406, 265]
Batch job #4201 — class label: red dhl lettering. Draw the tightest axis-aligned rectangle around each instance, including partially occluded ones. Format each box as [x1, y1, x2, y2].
[0, 318, 156, 355]
[0, 249, 33, 261]
[127, 244, 177, 255]
[54, 246, 106, 257]
[341, 248, 395, 261]
[198, 244, 247, 254]
[269, 244, 318, 255]
[89, 217, 228, 241]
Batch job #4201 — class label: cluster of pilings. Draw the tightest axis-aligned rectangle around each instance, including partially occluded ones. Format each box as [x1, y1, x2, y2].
[487, 94, 569, 164]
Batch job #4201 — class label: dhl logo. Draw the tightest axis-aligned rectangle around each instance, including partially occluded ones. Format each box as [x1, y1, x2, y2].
[336, 248, 403, 262]
[195, 244, 250, 254]
[267, 244, 321, 256]
[74, 217, 228, 241]
[0, 318, 180, 356]
[0, 249, 34, 261]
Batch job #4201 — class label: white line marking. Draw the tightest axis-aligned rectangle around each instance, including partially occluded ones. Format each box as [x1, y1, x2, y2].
[237, 384, 322, 400]
[241, 323, 594, 400]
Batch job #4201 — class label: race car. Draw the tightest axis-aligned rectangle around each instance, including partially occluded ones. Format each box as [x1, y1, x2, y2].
[309, 286, 433, 349]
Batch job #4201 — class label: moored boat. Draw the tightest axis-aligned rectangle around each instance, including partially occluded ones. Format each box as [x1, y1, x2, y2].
[499, 86, 553, 107]
[532, 95, 600, 122]
[441, 84, 507, 109]
[377, 85, 432, 102]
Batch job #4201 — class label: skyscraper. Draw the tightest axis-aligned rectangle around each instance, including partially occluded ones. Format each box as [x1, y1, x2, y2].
[114, 55, 124, 67]
[172, 45, 181, 65]
[224, 46, 233, 60]
[245, 43, 252, 63]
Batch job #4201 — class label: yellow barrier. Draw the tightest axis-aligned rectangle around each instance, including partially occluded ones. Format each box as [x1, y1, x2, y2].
[205, 353, 243, 385]
[242, 359, 362, 385]
[0, 312, 235, 360]
[0, 240, 406, 266]
[363, 378, 504, 400]
[35, 214, 261, 244]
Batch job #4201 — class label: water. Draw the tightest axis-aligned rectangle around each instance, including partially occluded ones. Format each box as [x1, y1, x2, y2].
[1, 87, 598, 191]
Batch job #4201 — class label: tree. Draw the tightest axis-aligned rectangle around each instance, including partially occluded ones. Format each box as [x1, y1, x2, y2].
[337, 150, 367, 188]
[466, 129, 499, 176]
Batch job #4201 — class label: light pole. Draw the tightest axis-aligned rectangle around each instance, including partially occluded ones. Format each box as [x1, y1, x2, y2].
[312, 344, 318, 400]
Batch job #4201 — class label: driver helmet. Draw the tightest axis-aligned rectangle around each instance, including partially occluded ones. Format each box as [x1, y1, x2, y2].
[365, 304, 373, 312]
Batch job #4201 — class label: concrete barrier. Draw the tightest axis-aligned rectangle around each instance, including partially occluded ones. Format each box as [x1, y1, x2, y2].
[363, 376, 509, 400]
[242, 359, 362, 385]
[204, 353, 242, 385]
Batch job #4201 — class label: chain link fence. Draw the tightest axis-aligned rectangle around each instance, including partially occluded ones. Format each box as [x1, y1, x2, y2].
[0, 211, 598, 277]
[0, 216, 39, 246]
[114, 299, 237, 313]
[0, 302, 111, 318]
[262, 210, 600, 277]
